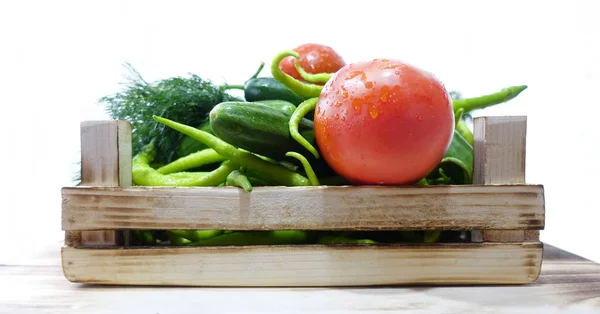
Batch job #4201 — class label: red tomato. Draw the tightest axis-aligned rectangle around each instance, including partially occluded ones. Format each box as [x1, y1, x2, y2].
[314, 59, 454, 185]
[279, 43, 346, 84]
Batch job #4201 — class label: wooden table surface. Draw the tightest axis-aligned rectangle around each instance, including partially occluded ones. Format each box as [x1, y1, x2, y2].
[1, 242, 599, 314]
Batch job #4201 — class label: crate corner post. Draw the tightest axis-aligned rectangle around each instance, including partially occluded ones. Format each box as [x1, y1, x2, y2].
[471, 115, 544, 283]
[62, 120, 132, 280]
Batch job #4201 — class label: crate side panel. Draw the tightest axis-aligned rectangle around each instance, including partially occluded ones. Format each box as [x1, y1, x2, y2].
[61, 242, 543, 286]
[61, 185, 545, 231]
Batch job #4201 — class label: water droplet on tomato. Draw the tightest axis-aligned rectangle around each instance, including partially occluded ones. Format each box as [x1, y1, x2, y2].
[415, 113, 423, 122]
[369, 106, 379, 119]
[341, 86, 348, 98]
[345, 70, 366, 81]
[341, 115, 346, 121]
[380, 85, 390, 102]
[352, 99, 362, 112]
[316, 107, 322, 114]
[333, 101, 342, 107]
[334, 113, 339, 120]
[365, 81, 373, 89]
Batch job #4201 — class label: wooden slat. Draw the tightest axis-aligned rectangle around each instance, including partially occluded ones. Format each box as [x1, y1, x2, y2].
[66, 120, 132, 246]
[61, 184, 545, 231]
[5, 243, 598, 311]
[61, 242, 543, 286]
[470, 116, 541, 242]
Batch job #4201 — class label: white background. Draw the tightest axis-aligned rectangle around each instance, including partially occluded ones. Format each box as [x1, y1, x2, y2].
[0, 0, 598, 263]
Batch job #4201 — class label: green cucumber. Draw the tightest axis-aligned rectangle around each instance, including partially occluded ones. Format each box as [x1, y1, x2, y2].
[209, 101, 316, 161]
[253, 99, 297, 115]
[244, 77, 307, 105]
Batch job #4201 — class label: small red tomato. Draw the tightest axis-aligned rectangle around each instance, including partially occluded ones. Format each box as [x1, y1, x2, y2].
[314, 59, 454, 185]
[279, 43, 346, 84]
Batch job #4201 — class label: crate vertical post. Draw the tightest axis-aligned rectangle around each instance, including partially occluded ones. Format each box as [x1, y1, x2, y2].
[471, 116, 538, 242]
[64, 120, 132, 246]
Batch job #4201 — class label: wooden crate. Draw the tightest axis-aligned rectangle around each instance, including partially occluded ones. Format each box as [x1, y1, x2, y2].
[61, 116, 545, 286]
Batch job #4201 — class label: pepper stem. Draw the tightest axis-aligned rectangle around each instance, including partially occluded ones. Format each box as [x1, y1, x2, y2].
[294, 61, 334, 83]
[246, 62, 265, 82]
[270, 50, 323, 99]
[226, 170, 253, 192]
[219, 84, 245, 91]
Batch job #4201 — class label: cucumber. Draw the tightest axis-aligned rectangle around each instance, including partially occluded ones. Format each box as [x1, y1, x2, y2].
[253, 99, 297, 115]
[209, 101, 316, 161]
[244, 77, 307, 105]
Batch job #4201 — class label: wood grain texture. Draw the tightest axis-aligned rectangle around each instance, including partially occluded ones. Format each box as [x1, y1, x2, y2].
[61, 184, 545, 231]
[473, 116, 527, 185]
[4, 243, 598, 313]
[66, 120, 132, 246]
[61, 242, 543, 287]
[471, 116, 539, 243]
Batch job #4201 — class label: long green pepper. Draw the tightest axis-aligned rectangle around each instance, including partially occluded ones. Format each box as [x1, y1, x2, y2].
[270, 50, 324, 99]
[450, 85, 527, 145]
[452, 85, 528, 114]
[187, 230, 309, 246]
[294, 61, 334, 84]
[152, 115, 311, 186]
[157, 148, 225, 174]
[132, 141, 238, 186]
[288, 97, 320, 159]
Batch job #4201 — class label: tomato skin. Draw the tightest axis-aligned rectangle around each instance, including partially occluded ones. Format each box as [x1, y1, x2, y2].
[279, 43, 346, 84]
[314, 59, 454, 185]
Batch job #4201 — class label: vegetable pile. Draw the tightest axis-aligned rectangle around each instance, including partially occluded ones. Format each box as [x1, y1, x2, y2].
[96, 43, 528, 246]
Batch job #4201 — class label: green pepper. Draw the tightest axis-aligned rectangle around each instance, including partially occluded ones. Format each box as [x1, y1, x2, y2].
[455, 121, 474, 146]
[226, 170, 253, 192]
[132, 140, 238, 186]
[166, 231, 192, 245]
[157, 148, 226, 174]
[133, 230, 156, 245]
[152, 115, 312, 186]
[449, 85, 527, 147]
[452, 85, 528, 114]
[187, 230, 309, 246]
[317, 236, 377, 244]
[175, 120, 214, 158]
[453, 108, 474, 146]
[168, 230, 223, 242]
[424, 231, 441, 243]
[270, 50, 324, 99]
